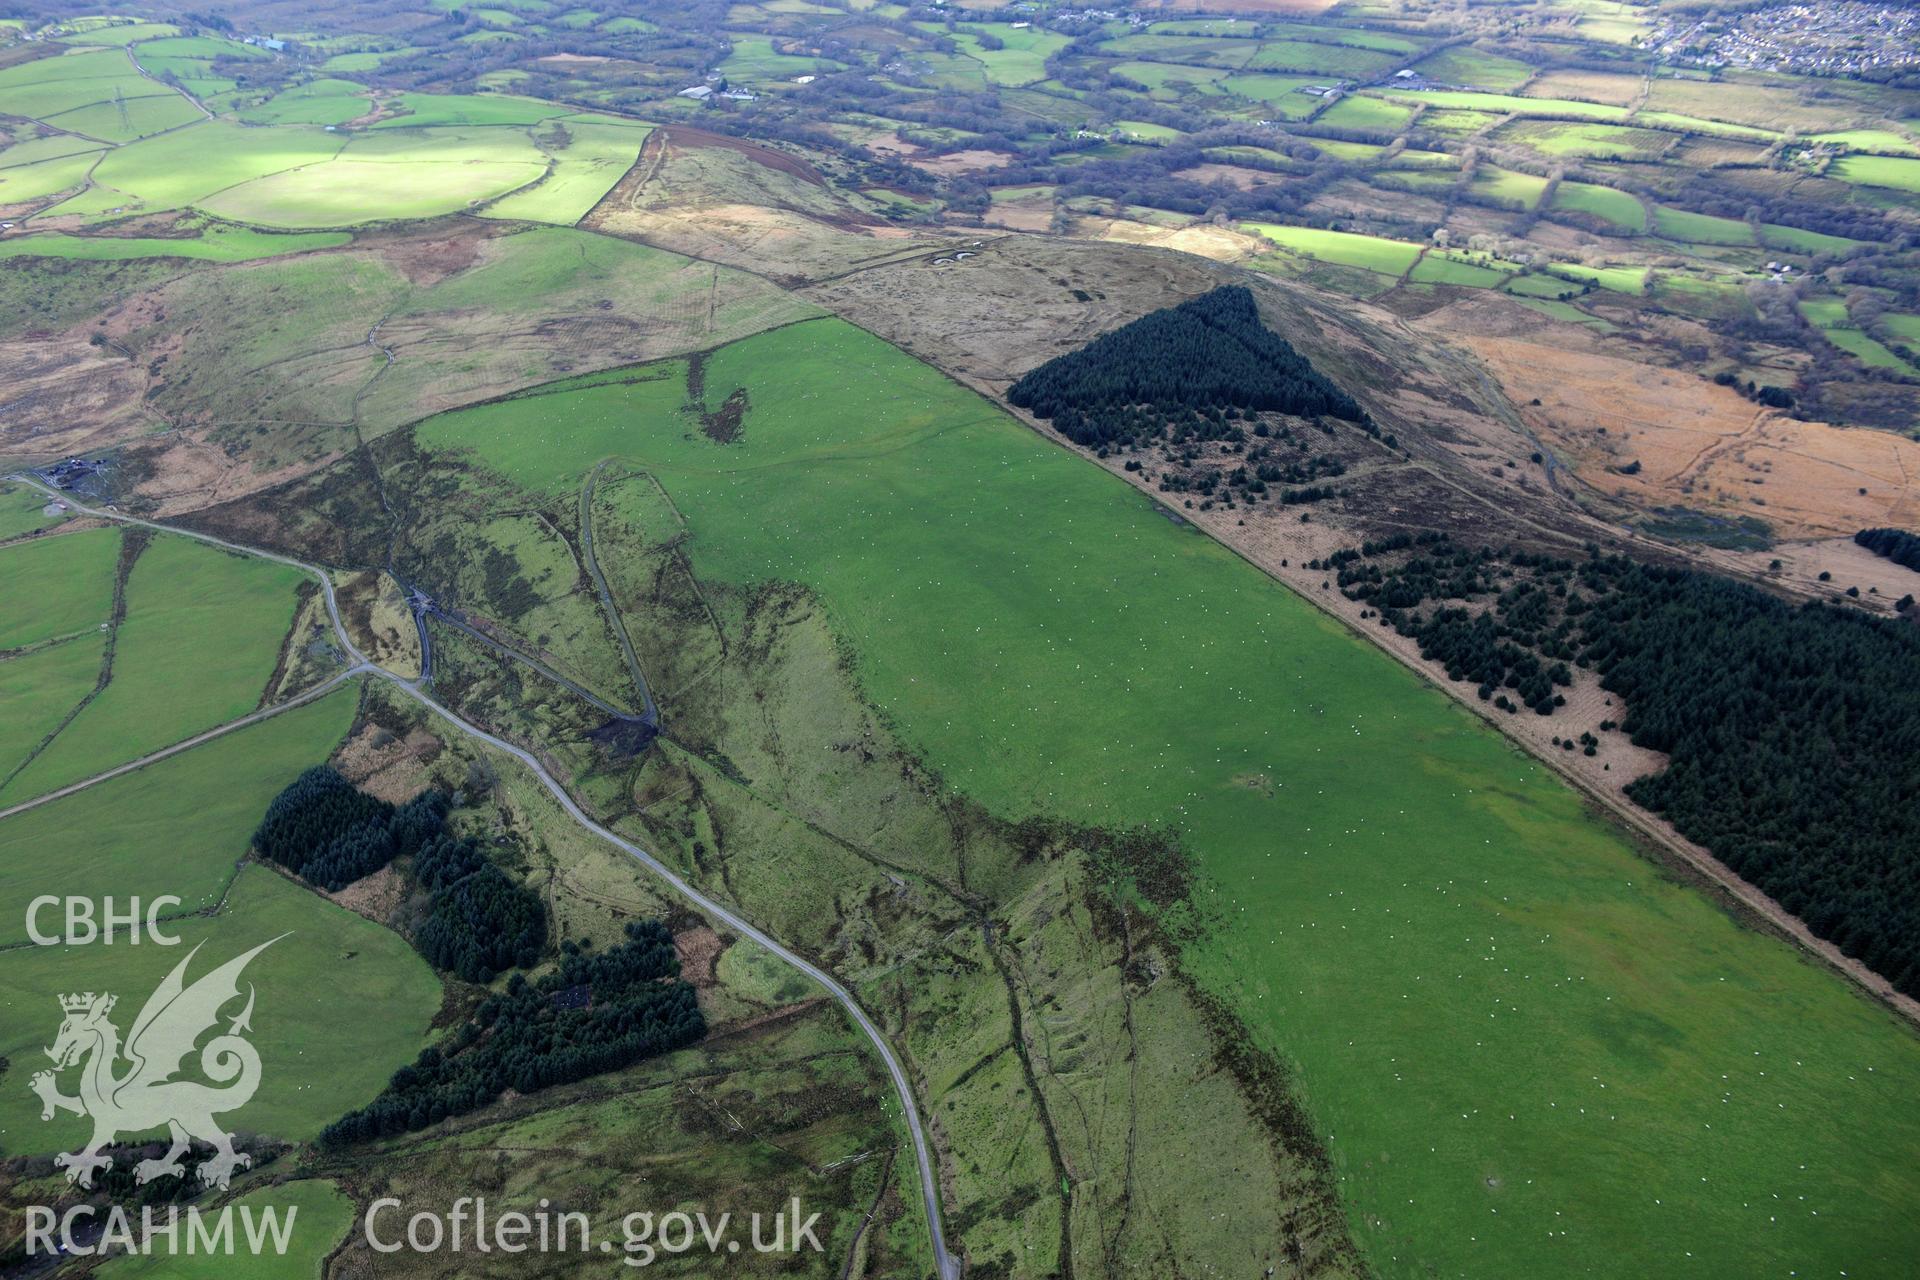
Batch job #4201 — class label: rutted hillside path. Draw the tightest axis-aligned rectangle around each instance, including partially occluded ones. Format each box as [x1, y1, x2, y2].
[4, 475, 960, 1280]
[580, 458, 659, 725]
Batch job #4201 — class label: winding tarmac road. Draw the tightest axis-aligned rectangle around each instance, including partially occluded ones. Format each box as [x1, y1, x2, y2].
[5, 476, 960, 1280]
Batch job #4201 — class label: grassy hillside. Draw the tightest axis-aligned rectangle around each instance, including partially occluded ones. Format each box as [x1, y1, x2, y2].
[415, 316, 1920, 1279]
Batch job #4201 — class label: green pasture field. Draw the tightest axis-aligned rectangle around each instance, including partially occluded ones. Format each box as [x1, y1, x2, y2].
[1114, 119, 1182, 142]
[0, 148, 97, 202]
[321, 49, 408, 72]
[1245, 40, 1397, 79]
[1829, 153, 1920, 193]
[1387, 88, 1628, 122]
[0, 71, 162, 122]
[1499, 119, 1671, 161]
[139, 66, 233, 99]
[1110, 60, 1232, 97]
[0, 47, 156, 118]
[413, 316, 1920, 1279]
[1653, 205, 1755, 246]
[0, 482, 68, 540]
[1509, 294, 1611, 328]
[1218, 73, 1321, 111]
[40, 91, 202, 144]
[237, 78, 369, 126]
[1550, 180, 1646, 231]
[415, 358, 694, 490]
[951, 24, 1070, 87]
[0, 689, 358, 945]
[1203, 145, 1294, 167]
[0, 637, 105, 782]
[8, 149, 106, 209]
[101, 1180, 355, 1280]
[1809, 129, 1920, 156]
[0, 526, 119, 651]
[1821, 326, 1919, 374]
[43, 120, 347, 221]
[721, 34, 836, 81]
[1416, 107, 1498, 135]
[0, 133, 106, 168]
[1759, 223, 1862, 255]
[1245, 223, 1421, 275]
[341, 125, 548, 166]
[1409, 45, 1534, 91]
[1631, 110, 1778, 142]
[122, 35, 266, 62]
[1311, 138, 1385, 162]
[896, 52, 987, 93]
[1469, 165, 1548, 209]
[1576, 10, 1651, 45]
[1410, 250, 1517, 288]
[0, 224, 351, 262]
[1504, 272, 1584, 299]
[201, 150, 545, 228]
[0, 861, 440, 1151]
[1096, 34, 1256, 69]
[0, 535, 304, 806]
[1797, 296, 1849, 328]
[1148, 18, 1259, 37]
[57, 21, 180, 44]
[480, 116, 651, 224]
[1882, 313, 1920, 355]
[370, 92, 567, 128]
[1545, 261, 1648, 294]
[1316, 93, 1414, 130]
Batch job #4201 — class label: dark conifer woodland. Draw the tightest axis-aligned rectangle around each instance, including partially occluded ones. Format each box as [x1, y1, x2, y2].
[1007, 286, 1366, 450]
[1326, 541, 1920, 998]
[254, 765, 547, 981]
[322, 922, 703, 1145]
[1856, 527, 1920, 574]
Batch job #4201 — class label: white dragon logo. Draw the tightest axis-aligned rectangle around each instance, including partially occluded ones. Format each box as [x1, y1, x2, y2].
[29, 937, 281, 1190]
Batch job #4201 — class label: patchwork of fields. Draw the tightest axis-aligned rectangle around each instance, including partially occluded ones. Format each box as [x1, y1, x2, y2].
[0, 682, 442, 1152]
[0, 529, 305, 806]
[0, 38, 652, 242]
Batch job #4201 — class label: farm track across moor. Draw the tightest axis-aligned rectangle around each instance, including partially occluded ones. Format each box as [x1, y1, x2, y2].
[3, 474, 961, 1280]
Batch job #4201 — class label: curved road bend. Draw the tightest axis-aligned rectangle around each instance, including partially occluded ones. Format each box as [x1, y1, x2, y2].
[5, 477, 960, 1280]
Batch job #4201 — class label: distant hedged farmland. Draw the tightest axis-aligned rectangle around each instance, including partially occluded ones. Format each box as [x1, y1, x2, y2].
[0, 681, 442, 1154]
